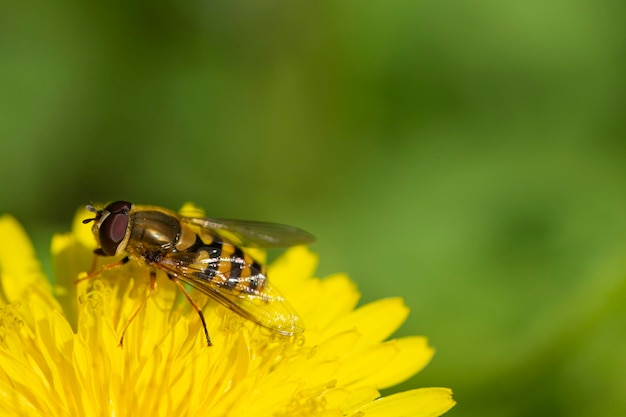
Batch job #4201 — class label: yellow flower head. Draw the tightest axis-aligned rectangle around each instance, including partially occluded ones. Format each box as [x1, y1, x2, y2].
[0, 207, 455, 416]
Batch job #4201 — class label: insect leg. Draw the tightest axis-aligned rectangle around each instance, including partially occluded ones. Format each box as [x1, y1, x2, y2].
[118, 270, 157, 347]
[170, 276, 212, 347]
[75, 256, 130, 284]
[87, 252, 100, 274]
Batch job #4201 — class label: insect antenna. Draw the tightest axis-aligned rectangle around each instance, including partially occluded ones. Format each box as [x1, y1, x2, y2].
[82, 205, 102, 224]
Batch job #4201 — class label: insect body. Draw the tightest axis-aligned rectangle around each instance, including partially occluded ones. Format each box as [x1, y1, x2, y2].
[80, 201, 314, 346]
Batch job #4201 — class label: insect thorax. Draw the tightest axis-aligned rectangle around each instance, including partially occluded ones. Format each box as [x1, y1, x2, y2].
[129, 209, 182, 252]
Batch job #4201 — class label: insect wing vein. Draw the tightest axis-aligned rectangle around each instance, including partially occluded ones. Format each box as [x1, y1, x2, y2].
[181, 217, 315, 248]
[157, 252, 304, 336]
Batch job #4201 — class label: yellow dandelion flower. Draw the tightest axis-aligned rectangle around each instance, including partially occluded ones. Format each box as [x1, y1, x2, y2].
[0, 207, 455, 417]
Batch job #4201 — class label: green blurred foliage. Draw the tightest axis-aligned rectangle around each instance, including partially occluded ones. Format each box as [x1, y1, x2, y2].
[1, 1, 626, 416]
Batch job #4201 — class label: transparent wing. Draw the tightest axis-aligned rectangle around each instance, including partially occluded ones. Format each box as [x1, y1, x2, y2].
[156, 250, 304, 336]
[181, 217, 315, 248]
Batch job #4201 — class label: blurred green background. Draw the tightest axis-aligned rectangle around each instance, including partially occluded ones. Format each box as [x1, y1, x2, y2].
[2, 1, 626, 416]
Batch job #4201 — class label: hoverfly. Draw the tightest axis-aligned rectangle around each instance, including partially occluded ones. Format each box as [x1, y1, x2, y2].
[79, 201, 314, 346]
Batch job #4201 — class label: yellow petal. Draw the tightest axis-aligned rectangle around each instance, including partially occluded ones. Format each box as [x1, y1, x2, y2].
[293, 274, 360, 334]
[314, 330, 362, 360]
[50, 233, 92, 329]
[324, 298, 409, 345]
[334, 342, 403, 387]
[268, 246, 319, 290]
[178, 202, 205, 218]
[23, 281, 63, 325]
[354, 388, 455, 417]
[359, 337, 435, 389]
[0, 215, 47, 303]
[341, 386, 381, 413]
[72, 205, 98, 249]
[50, 205, 101, 327]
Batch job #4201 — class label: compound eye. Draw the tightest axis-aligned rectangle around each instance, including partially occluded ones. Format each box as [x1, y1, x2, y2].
[105, 201, 132, 213]
[99, 212, 129, 256]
